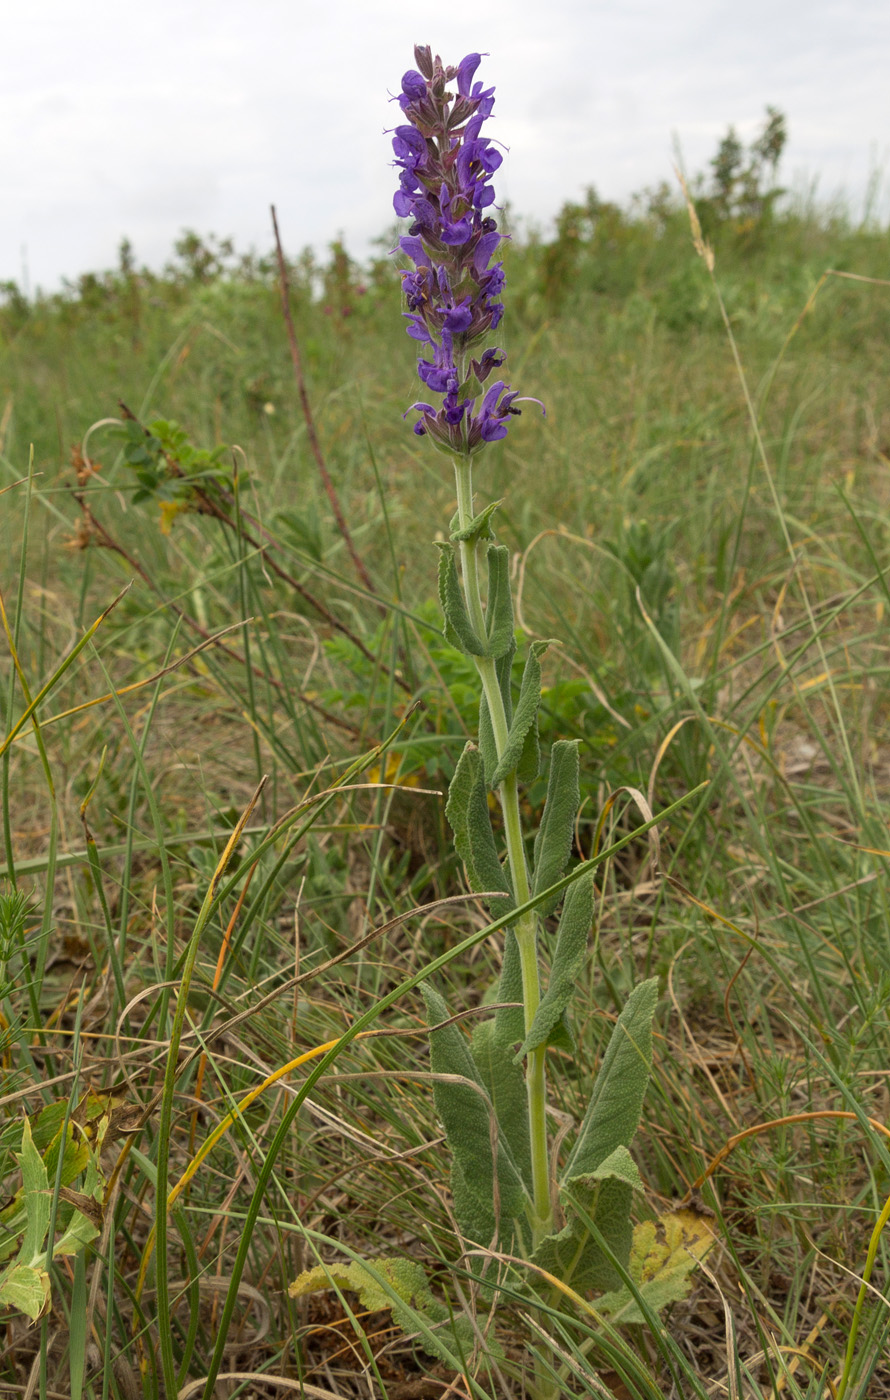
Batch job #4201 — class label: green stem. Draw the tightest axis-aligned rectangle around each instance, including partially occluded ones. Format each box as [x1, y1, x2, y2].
[452, 454, 552, 1245]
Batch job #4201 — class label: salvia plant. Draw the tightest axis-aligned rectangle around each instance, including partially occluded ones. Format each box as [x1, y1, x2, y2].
[294, 47, 711, 1394]
[396, 33, 658, 1270]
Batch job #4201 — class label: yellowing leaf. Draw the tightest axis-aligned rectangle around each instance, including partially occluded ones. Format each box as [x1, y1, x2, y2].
[288, 1255, 503, 1369]
[596, 1207, 716, 1325]
[0, 1263, 50, 1320]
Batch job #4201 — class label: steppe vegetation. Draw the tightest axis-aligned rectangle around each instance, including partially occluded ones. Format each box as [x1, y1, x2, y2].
[2, 117, 890, 1397]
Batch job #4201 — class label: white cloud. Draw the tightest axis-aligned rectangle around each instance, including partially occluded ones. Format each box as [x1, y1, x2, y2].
[2, 0, 887, 289]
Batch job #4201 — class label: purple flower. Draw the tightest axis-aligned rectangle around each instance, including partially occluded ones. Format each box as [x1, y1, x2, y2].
[390, 47, 543, 453]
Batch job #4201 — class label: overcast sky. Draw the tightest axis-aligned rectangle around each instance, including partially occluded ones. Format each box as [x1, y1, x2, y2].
[2, 0, 887, 293]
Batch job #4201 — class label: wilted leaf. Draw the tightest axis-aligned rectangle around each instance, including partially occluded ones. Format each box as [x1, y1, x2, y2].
[0, 1263, 50, 1320]
[596, 1208, 716, 1324]
[289, 1254, 504, 1368]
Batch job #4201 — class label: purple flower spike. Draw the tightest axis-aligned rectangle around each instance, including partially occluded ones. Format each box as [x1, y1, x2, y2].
[390, 48, 543, 454]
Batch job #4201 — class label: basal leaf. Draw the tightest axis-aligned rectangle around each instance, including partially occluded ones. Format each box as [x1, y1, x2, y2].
[290, 1256, 430, 1313]
[422, 983, 529, 1250]
[532, 740, 581, 917]
[531, 1148, 645, 1292]
[471, 1020, 532, 1191]
[562, 978, 658, 1184]
[596, 1208, 716, 1325]
[518, 869, 593, 1058]
[0, 1263, 50, 1321]
[289, 1253, 501, 1367]
[54, 1150, 103, 1257]
[451, 1157, 496, 1255]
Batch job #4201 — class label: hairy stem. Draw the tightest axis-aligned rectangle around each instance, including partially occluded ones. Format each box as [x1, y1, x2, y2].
[452, 454, 552, 1244]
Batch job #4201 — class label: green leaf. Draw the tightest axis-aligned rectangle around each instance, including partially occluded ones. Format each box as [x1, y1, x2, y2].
[490, 641, 550, 787]
[494, 929, 526, 1049]
[436, 545, 486, 656]
[531, 1147, 645, 1292]
[596, 1208, 716, 1324]
[451, 1157, 496, 1256]
[421, 983, 529, 1250]
[445, 742, 480, 876]
[471, 1020, 532, 1192]
[529, 981, 658, 1291]
[465, 760, 513, 909]
[445, 744, 513, 910]
[16, 1118, 51, 1266]
[589, 1144, 645, 1191]
[563, 978, 659, 1184]
[532, 740, 581, 917]
[484, 545, 515, 660]
[516, 710, 542, 785]
[0, 1121, 52, 1320]
[518, 869, 593, 1058]
[54, 1148, 102, 1257]
[450, 499, 503, 543]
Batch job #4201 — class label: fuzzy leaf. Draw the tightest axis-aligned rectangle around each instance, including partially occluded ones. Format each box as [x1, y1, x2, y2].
[466, 761, 513, 909]
[518, 869, 593, 1058]
[450, 499, 503, 543]
[531, 1147, 644, 1292]
[451, 1157, 496, 1255]
[422, 983, 529, 1250]
[516, 710, 542, 784]
[490, 641, 550, 787]
[484, 545, 515, 660]
[437, 544, 486, 656]
[596, 1208, 716, 1324]
[445, 744, 512, 909]
[532, 740, 581, 917]
[444, 742, 478, 877]
[563, 978, 659, 1184]
[494, 929, 526, 1049]
[471, 1020, 532, 1192]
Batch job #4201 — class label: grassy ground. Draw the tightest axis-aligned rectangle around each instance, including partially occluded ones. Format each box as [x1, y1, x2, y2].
[1, 197, 890, 1398]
